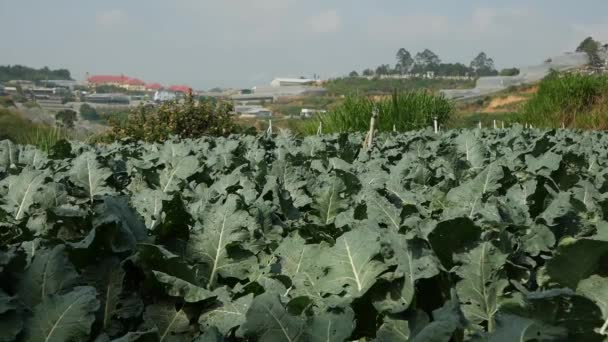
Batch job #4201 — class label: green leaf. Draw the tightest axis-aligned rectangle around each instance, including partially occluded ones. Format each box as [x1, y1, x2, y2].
[311, 174, 348, 225]
[376, 317, 411, 341]
[132, 188, 170, 230]
[242, 293, 305, 342]
[428, 217, 482, 269]
[546, 236, 608, 289]
[454, 131, 486, 169]
[18, 245, 80, 308]
[83, 258, 125, 332]
[153, 271, 215, 303]
[364, 190, 402, 230]
[577, 275, 608, 335]
[455, 242, 508, 332]
[199, 293, 254, 336]
[111, 329, 159, 342]
[305, 307, 355, 342]
[143, 303, 191, 342]
[316, 228, 387, 299]
[0, 289, 23, 342]
[186, 194, 254, 289]
[482, 313, 566, 342]
[69, 151, 113, 203]
[410, 292, 466, 342]
[275, 234, 323, 298]
[24, 286, 100, 342]
[445, 162, 503, 218]
[374, 234, 440, 314]
[159, 155, 199, 193]
[0, 169, 45, 220]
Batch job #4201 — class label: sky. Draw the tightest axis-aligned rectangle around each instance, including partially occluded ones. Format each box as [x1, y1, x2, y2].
[1, 0, 607, 89]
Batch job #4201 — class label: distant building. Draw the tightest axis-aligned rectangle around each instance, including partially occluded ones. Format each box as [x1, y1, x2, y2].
[300, 108, 326, 118]
[84, 93, 130, 105]
[154, 90, 178, 102]
[0, 85, 5, 96]
[44, 80, 79, 89]
[168, 85, 192, 94]
[270, 78, 317, 87]
[87, 75, 147, 91]
[145, 83, 163, 91]
[234, 105, 272, 117]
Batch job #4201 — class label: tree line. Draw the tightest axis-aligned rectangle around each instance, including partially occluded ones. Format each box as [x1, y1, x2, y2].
[0, 65, 72, 82]
[350, 49, 519, 78]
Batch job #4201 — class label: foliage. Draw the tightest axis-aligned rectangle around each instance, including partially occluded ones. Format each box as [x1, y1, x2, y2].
[0, 108, 67, 152]
[108, 94, 237, 142]
[499, 68, 520, 76]
[0, 65, 71, 82]
[80, 103, 101, 121]
[1, 127, 608, 341]
[303, 91, 453, 134]
[577, 36, 604, 69]
[521, 73, 608, 129]
[0, 97, 15, 108]
[470, 52, 499, 77]
[325, 77, 475, 96]
[55, 109, 77, 128]
[396, 48, 414, 74]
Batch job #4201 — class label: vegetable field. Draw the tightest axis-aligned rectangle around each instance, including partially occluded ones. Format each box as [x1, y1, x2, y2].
[1, 127, 608, 341]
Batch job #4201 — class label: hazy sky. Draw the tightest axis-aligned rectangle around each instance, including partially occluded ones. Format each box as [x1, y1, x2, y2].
[1, 0, 607, 89]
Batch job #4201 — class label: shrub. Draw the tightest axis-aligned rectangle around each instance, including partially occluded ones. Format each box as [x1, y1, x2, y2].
[79, 103, 100, 121]
[521, 73, 608, 129]
[55, 109, 77, 128]
[108, 93, 237, 142]
[302, 91, 453, 135]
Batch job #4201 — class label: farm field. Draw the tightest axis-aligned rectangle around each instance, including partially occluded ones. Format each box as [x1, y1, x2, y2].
[1, 127, 608, 341]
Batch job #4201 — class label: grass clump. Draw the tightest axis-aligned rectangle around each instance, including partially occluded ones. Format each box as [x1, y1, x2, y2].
[302, 91, 453, 135]
[522, 73, 608, 129]
[0, 107, 68, 152]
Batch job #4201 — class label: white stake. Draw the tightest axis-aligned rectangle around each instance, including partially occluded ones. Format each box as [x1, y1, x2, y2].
[561, 122, 565, 129]
[317, 121, 322, 136]
[393, 124, 396, 132]
[433, 117, 438, 134]
[478, 121, 482, 129]
[493, 120, 497, 129]
[501, 121, 505, 129]
[267, 120, 272, 135]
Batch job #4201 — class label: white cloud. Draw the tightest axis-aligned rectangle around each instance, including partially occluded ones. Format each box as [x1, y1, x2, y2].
[96, 9, 127, 29]
[308, 10, 342, 33]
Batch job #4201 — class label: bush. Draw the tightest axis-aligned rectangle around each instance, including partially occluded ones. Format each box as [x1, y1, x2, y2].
[55, 109, 77, 128]
[302, 91, 453, 135]
[108, 93, 237, 142]
[521, 73, 608, 129]
[80, 103, 100, 121]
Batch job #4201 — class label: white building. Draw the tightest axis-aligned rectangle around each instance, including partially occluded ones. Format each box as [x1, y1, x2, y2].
[153, 90, 177, 103]
[234, 105, 272, 117]
[300, 108, 326, 118]
[270, 78, 317, 87]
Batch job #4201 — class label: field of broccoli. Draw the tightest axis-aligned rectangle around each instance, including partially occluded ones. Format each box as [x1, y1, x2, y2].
[1, 126, 608, 341]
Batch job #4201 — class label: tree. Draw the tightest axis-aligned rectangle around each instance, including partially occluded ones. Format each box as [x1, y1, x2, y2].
[375, 64, 392, 76]
[349, 70, 359, 77]
[80, 103, 100, 121]
[414, 49, 441, 70]
[55, 109, 77, 128]
[396, 48, 414, 74]
[577, 37, 603, 69]
[362, 69, 375, 77]
[499, 68, 520, 76]
[470, 52, 498, 76]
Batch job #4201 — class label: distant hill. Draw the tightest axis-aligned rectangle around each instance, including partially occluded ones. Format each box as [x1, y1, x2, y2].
[0, 65, 72, 82]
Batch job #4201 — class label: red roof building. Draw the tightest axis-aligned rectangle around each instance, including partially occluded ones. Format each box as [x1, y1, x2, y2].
[87, 75, 129, 85]
[168, 85, 192, 94]
[145, 83, 163, 91]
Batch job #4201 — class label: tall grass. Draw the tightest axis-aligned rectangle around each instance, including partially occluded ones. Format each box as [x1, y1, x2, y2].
[0, 107, 68, 152]
[302, 91, 453, 135]
[522, 73, 608, 129]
